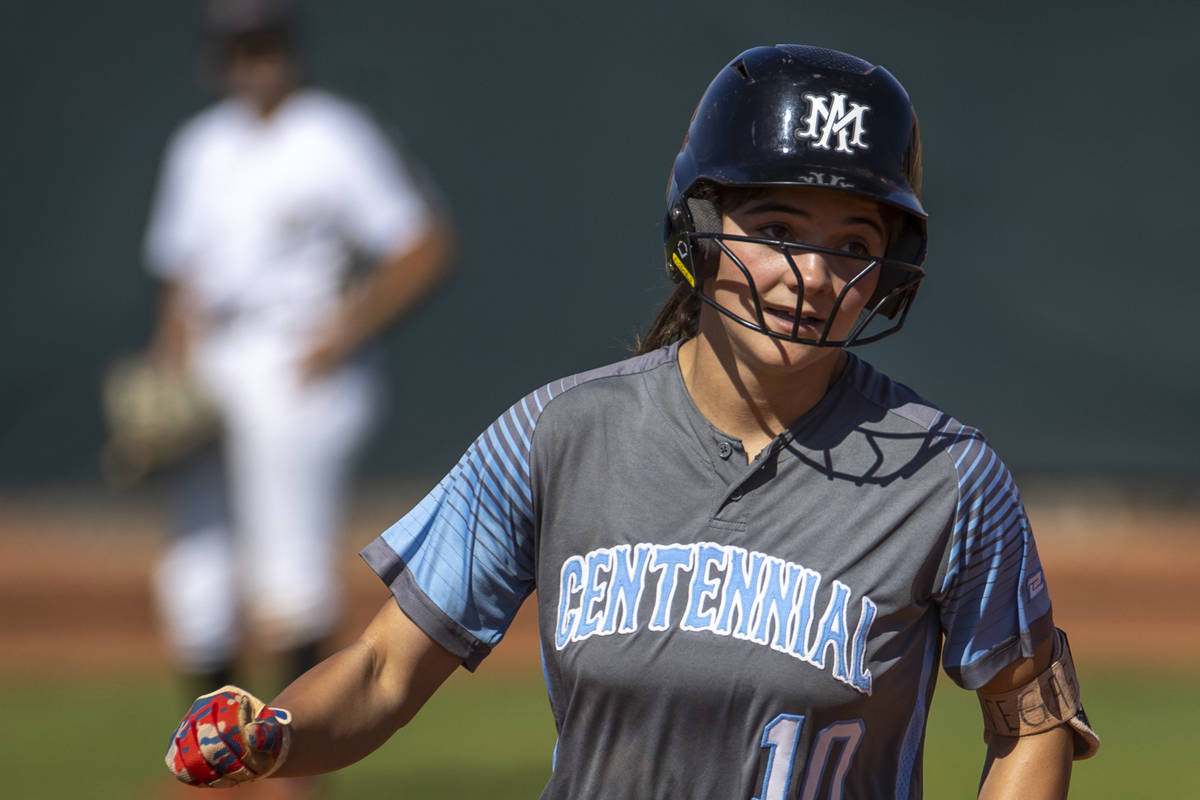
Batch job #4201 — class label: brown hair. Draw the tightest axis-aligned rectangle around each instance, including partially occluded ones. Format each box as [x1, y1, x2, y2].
[635, 182, 762, 354]
[636, 282, 702, 354]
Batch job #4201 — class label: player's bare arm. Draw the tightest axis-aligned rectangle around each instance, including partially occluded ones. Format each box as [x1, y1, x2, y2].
[269, 597, 461, 777]
[164, 598, 459, 787]
[975, 629, 1073, 799]
[299, 218, 454, 381]
[148, 280, 196, 370]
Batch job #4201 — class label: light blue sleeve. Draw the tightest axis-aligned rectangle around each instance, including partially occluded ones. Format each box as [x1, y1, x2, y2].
[361, 352, 674, 669]
[361, 394, 542, 669]
[936, 430, 1055, 689]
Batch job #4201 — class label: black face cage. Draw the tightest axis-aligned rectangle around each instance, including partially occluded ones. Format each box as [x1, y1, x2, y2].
[678, 231, 925, 347]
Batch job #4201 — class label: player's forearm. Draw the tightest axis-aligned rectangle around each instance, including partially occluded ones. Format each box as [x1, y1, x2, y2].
[337, 220, 453, 352]
[269, 600, 461, 777]
[267, 638, 401, 775]
[149, 281, 193, 368]
[977, 726, 1073, 799]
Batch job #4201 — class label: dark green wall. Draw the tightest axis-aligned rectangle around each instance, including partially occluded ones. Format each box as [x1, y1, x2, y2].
[3, 1, 1198, 485]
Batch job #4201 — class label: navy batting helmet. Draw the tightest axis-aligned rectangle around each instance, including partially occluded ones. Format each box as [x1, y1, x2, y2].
[205, 0, 296, 40]
[203, 0, 299, 63]
[664, 45, 927, 346]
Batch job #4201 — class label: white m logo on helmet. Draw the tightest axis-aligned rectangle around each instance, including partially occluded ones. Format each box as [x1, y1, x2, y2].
[796, 92, 870, 154]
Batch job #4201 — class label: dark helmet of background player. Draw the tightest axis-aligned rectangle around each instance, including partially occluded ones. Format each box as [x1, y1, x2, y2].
[201, 0, 300, 75]
[663, 44, 928, 347]
[205, 0, 298, 44]
[200, 0, 302, 109]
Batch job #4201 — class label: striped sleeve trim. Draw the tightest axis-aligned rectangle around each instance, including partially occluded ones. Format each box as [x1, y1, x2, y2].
[937, 423, 1054, 688]
[361, 537, 490, 669]
[363, 347, 678, 668]
[842, 355, 1055, 688]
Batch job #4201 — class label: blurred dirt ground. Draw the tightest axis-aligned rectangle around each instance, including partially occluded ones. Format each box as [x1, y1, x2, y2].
[2, 483, 1198, 680]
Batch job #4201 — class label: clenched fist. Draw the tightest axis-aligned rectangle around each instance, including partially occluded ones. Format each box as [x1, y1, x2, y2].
[165, 685, 292, 787]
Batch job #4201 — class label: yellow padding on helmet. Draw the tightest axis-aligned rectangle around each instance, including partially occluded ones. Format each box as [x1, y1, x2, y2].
[671, 252, 696, 287]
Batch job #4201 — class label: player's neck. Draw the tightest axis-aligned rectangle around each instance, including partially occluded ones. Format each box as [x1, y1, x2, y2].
[243, 84, 298, 120]
[678, 335, 845, 462]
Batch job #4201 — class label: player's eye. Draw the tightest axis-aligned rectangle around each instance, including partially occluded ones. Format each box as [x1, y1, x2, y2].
[757, 223, 792, 242]
[839, 239, 873, 258]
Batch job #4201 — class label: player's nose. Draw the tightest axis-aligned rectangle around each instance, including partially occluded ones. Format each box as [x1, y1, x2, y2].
[785, 249, 835, 299]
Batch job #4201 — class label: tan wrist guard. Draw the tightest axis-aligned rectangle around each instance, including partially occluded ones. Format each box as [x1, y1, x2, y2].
[977, 628, 1100, 760]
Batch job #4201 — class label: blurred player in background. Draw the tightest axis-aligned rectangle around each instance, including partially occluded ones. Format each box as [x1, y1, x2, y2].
[143, 0, 452, 708]
[162, 44, 1097, 798]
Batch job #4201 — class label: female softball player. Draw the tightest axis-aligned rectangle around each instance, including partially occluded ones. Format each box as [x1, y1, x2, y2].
[164, 44, 1098, 798]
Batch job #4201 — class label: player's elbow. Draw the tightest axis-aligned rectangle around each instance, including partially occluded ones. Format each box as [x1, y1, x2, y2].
[420, 216, 456, 282]
[359, 599, 461, 729]
[979, 726, 1073, 799]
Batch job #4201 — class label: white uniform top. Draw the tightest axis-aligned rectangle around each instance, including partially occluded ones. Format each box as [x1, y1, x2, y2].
[144, 88, 432, 333]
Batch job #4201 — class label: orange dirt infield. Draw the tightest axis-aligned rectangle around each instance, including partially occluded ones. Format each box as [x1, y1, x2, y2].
[2, 489, 1198, 679]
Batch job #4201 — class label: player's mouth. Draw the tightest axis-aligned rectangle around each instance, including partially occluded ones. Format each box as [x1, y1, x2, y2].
[762, 306, 825, 335]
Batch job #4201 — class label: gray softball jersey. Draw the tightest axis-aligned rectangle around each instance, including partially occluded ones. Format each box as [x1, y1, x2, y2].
[362, 342, 1054, 799]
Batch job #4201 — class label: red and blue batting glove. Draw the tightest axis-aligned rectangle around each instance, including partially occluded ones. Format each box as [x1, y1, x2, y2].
[165, 685, 293, 788]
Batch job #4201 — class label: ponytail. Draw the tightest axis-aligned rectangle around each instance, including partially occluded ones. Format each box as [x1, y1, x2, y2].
[636, 281, 702, 354]
[636, 180, 749, 355]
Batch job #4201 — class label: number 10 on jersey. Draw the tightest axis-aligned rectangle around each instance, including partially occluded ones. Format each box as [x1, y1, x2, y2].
[753, 714, 865, 800]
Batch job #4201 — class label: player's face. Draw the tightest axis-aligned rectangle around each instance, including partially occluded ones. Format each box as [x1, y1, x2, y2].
[223, 34, 295, 112]
[702, 186, 886, 372]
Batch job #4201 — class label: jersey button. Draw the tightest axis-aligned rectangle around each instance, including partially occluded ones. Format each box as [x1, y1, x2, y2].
[717, 441, 733, 459]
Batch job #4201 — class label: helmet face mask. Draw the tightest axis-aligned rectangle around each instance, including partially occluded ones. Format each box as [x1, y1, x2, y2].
[684, 230, 925, 347]
[664, 45, 928, 347]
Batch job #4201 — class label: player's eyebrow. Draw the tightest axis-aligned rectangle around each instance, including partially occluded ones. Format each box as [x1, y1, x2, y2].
[844, 215, 887, 241]
[739, 202, 886, 240]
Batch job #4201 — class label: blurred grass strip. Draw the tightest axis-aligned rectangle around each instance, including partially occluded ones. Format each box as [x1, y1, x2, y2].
[0, 668, 1183, 798]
